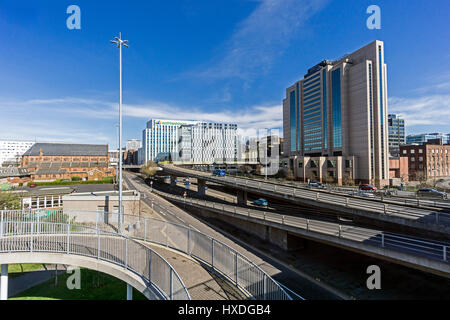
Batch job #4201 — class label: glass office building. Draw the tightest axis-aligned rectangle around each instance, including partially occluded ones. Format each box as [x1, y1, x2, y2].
[406, 133, 449, 145]
[282, 40, 389, 186]
[388, 114, 405, 157]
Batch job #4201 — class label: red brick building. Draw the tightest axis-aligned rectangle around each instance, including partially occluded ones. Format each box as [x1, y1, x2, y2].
[21, 143, 115, 181]
[400, 142, 450, 181]
[389, 157, 409, 183]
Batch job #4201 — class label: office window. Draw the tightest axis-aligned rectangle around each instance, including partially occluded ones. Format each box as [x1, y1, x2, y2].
[410, 149, 415, 154]
[402, 150, 407, 155]
[298, 161, 303, 168]
[322, 69, 328, 149]
[345, 159, 353, 168]
[290, 90, 296, 152]
[332, 68, 342, 148]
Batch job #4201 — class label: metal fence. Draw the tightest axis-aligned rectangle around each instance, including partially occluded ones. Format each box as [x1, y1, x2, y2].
[0, 208, 294, 300]
[0, 217, 189, 300]
[151, 190, 450, 265]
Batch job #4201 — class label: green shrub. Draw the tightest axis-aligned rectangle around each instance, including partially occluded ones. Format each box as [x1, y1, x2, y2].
[18, 182, 23, 187]
[71, 176, 81, 181]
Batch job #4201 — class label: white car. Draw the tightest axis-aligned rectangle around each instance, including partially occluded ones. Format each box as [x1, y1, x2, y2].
[349, 191, 375, 198]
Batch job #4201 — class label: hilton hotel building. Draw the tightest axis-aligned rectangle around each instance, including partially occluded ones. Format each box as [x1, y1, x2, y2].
[282, 40, 389, 186]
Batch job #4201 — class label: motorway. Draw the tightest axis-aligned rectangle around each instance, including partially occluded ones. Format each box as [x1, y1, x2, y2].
[141, 175, 450, 277]
[123, 172, 345, 300]
[160, 164, 450, 229]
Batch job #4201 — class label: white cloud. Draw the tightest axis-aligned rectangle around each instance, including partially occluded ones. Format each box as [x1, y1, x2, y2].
[0, 96, 283, 143]
[389, 94, 450, 126]
[186, 0, 328, 80]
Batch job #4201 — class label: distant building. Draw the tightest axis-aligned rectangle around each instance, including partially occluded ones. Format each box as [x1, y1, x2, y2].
[282, 40, 389, 186]
[400, 141, 450, 181]
[0, 167, 30, 185]
[141, 119, 197, 164]
[0, 140, 35, 167]
[388, 114, 405, 157]
[126, 139, 141, 151]
[21, 143, 114, 181]
[177, 122, 238, 164]
[123, 149, 139, 165]
[388, 157, 409, 184]
[406, 133, 449, 145]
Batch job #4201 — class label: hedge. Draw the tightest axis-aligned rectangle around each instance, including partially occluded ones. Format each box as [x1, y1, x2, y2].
[31, 177, 114, 186]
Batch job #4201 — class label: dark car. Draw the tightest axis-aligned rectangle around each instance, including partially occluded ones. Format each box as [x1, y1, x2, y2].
[253, 198, 268, 206]
[359, 184, 377, 191]
[308, 182, 324, 189]
[417, 188, 447, 200]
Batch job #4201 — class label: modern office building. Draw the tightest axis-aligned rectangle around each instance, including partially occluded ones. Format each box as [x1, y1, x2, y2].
[0, 140, 35, 167]
[282, 40, 389, 186]
[141, 119, 198, 164]
[177, 122, 239, 164]
[406, 133, 449, 145]
[388, 114, 405, 157]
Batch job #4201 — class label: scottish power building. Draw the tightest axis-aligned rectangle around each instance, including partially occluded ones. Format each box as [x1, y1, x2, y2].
[141, 119, 197, 164]
[177, 122, 239, 164]
[141, 119, 239, 165]
[282, 40, 389, 186]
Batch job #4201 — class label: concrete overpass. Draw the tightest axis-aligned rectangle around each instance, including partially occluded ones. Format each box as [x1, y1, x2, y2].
[150, 187, 450, 279]
[160, 164, 450, 239]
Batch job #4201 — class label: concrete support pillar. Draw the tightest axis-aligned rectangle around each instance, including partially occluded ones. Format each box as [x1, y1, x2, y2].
[127, 283, 133, 300]
[237, 190, 247, 206]
[1, 264, 8, 301]
[197, 179, 206, 196]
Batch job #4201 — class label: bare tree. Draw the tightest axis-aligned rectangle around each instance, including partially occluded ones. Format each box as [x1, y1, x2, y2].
[286, 169, 295, 181]
[322, 174, 335, 185]
[140, 161, 158, 178]
[343, 173, 354, 186]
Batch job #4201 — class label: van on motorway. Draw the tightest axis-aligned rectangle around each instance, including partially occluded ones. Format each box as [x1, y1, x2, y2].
[212, 169, 226, 177]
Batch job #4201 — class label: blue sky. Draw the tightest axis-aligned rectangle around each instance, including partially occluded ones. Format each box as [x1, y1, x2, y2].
[0, 0, 449, 148]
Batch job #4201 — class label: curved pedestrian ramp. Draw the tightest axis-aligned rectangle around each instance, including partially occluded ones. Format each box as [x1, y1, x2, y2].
[0, 209, 293, 300]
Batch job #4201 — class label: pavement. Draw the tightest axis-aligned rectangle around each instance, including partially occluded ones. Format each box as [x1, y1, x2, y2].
[148, 244, 243, 300]
[8, 264, 67, 298]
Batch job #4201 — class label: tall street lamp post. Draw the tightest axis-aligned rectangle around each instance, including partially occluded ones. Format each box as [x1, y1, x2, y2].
[110, 33, 129, 234]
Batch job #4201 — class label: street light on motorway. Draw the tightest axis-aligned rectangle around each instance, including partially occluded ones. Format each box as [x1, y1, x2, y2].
[110, 33, 129, 234]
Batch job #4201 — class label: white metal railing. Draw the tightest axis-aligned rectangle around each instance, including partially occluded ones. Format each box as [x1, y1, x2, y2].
[0, 216, 190, 300]
[0, 208, 293, 300]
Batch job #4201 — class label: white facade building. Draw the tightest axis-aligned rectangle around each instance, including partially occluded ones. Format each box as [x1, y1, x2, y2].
[177, 122, 239, 164]
[0, 140, 35, 167]
[141, 119, 197, 164]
